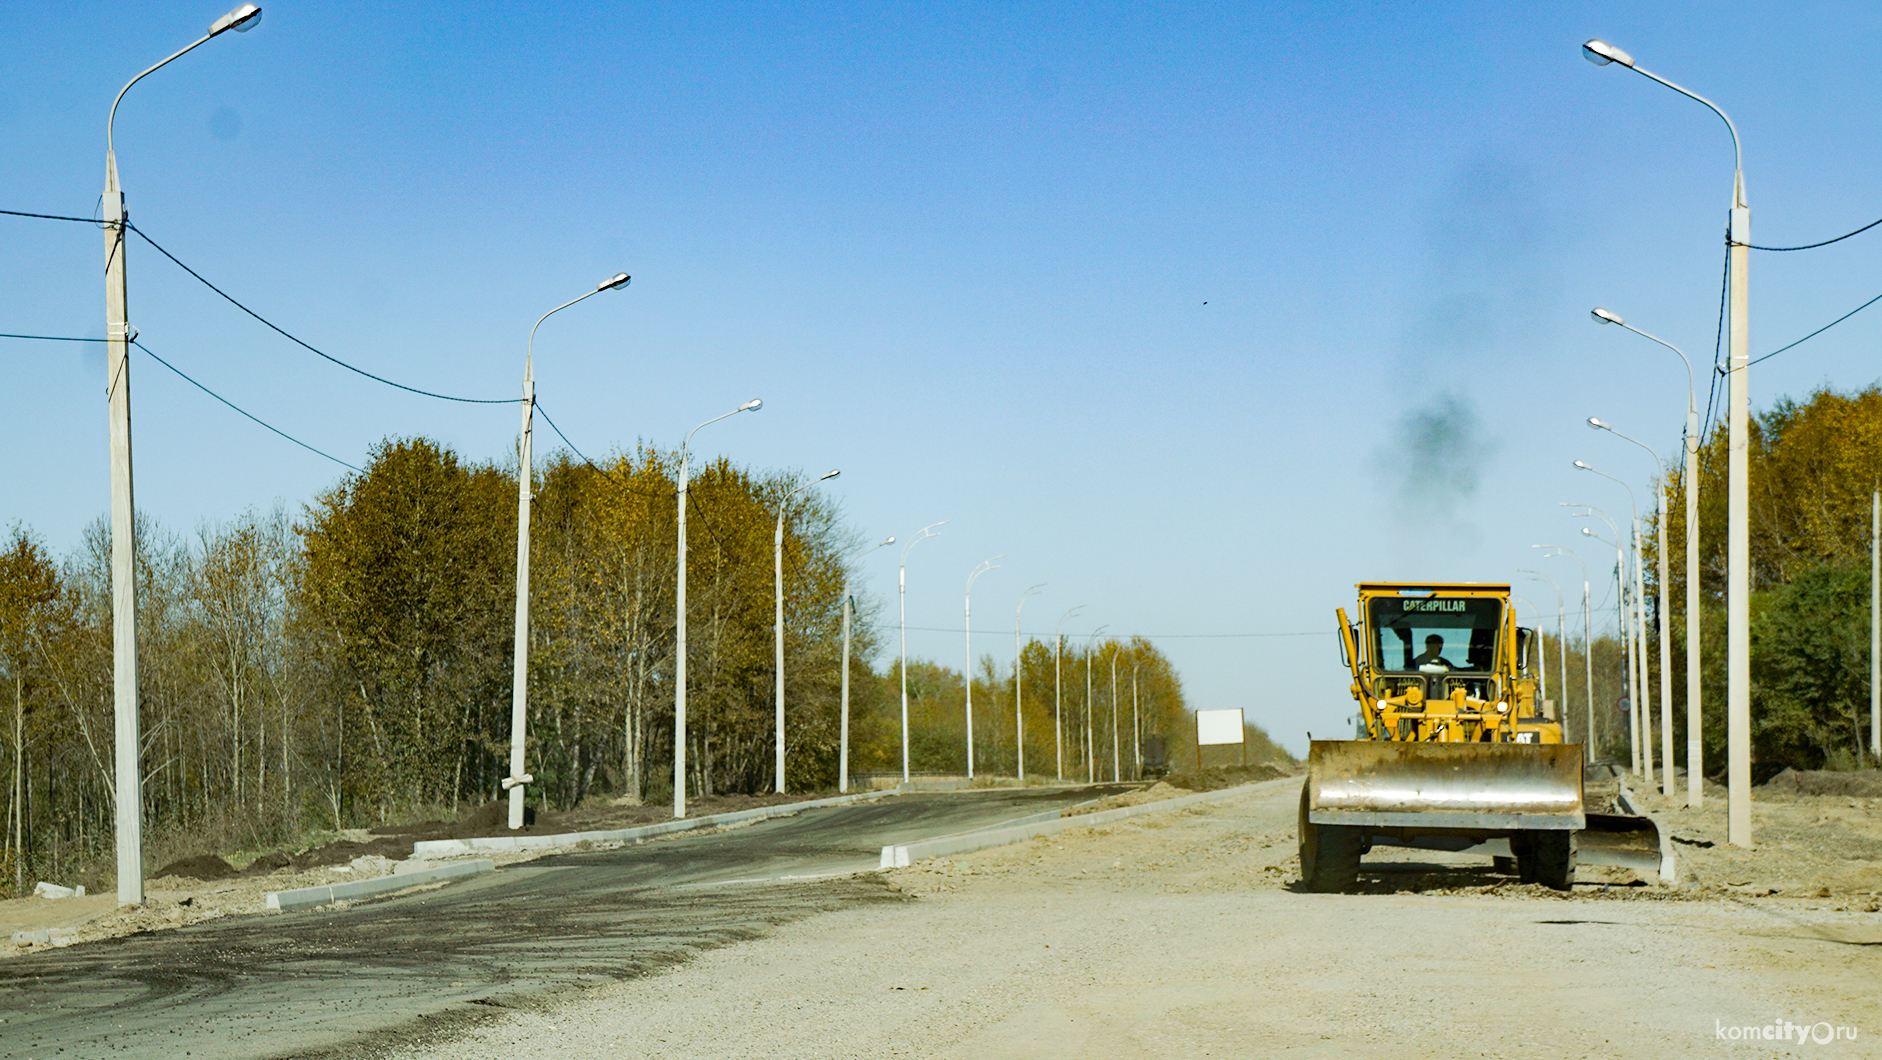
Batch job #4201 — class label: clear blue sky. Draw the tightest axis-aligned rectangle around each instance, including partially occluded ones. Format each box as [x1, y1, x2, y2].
[5, 2, 1880, 755]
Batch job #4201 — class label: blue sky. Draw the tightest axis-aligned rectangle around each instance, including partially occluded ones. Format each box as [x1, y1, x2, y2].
[6, 2, 1882, 755]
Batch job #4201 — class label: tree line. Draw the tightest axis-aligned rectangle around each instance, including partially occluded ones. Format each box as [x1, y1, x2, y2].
[0, 435, 1256, 894]
[1646, 382, 1881, 776]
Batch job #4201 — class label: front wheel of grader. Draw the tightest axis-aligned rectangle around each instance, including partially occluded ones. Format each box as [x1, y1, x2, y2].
[1298, 782, 1361, 893]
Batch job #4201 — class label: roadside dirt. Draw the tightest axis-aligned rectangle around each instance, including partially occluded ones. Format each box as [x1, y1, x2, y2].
[371, 776, 1882, 1060]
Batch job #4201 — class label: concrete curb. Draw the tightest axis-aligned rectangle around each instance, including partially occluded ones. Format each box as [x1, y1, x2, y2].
[265, 859, 496, 913]
[410, 789, 898, 858]
[879, 778, 1291, 869]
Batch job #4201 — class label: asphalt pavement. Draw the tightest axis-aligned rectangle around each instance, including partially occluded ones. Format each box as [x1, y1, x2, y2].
[0, 785, 1124, 1060]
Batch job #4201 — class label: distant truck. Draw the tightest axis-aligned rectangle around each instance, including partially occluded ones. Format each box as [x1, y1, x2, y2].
[1139, 734, 1170, 780]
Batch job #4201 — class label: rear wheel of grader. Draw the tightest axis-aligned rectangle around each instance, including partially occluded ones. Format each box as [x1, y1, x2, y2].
[1513, 831, 1574, 891]
[1298, 782, 1362, 892]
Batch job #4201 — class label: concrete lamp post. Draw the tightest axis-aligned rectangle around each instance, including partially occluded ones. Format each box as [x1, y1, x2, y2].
[1575, 464, 1653, 785]
[1589, 309, 1705, 807]
[839, 536, 895, 793]
[1583, 36, 1752, 846]
[963, 556, 1005, 779]
[774, 469, 841, 794]
[1589, 416, 1680, 801]
[674, 399, 762, 818]
[1083, 626, 1109, 783]
[1013, 584, 1045, 781]
[1535, 544, 1594, 761]
[1576, 516, 1643, 778]
[898, 522, 946, 783]
[1516, 568, 1571, 728]
[102, 1, 264, 907]
[1053, 606, 1085, 781]
[506, 272, 632, 830]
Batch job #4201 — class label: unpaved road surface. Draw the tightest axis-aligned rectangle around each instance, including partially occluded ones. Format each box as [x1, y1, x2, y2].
[0, 786, 1124, 1060]
[376, 776, 1881, 1060]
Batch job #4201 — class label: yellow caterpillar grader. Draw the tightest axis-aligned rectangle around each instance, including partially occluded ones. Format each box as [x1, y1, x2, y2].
[1299, 582, 1663, 892]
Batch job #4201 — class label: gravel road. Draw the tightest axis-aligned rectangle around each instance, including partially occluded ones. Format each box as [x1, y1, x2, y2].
[372, 776, 1880, 1060]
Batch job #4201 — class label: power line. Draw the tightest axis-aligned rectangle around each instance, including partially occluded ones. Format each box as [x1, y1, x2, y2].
[1745, 288, 1882, 369]
[0, 208, 93, 224]
[125, 223, 517, 405]
[1743, 213, 1882, 252]
[1, 332, 359, 472]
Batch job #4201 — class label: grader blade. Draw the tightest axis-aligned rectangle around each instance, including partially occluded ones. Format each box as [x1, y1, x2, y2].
[1305, 740, 1585, 830]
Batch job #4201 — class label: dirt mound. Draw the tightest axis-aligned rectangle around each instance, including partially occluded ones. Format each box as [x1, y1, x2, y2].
[151, 855, 237, 882]
[1160, 762, 1291, 793]
[1065, 782, 1193, 816]
[241, 851, 293, 876]
[291, 837, 415, 868]
[1762, 768, 1882, 798]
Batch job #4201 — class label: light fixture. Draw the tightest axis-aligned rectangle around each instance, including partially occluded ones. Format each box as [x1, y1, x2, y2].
[598, 272, 631, 291]
[210, 3, 263, 36]
[1591, 307, 1623, 326]
[1582, 39, 1633, 68]
[740, 398, 763, 412]
[819, 469, 841, 482]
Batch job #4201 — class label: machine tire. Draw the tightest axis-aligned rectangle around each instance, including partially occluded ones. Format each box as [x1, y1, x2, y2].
[1298, 783, 1362, 893]
[1515, 830, 1574, 891]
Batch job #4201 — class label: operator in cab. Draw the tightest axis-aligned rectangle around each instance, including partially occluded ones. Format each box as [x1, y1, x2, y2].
[1411, 634, 1457, 671]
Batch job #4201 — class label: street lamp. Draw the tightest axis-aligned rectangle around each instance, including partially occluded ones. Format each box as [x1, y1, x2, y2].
[1516, 568, 1571, 726]
[774, 469, 840, 794]
[1014, 584, 1045, 781]
[1572, 503, 1643, 776]
[1591, 416, 1681, 801]
[506, 272, 632, 830]
[963, 556, 1005, 779]
[1576, 463, 1653, 785]
[1510, 593, 1549, 705]
[1053, 605, 1084, 781]
[1535, 544, 1594, 761]
[839, 535, 894, 793]
[1108, 642, 1122, 782]
[101, 1, 264, 907]
[1589, 311, 1704, 807]
[674, 398, 762, 818]
[1130, 659, 1144, 780]
[898, 522, 946, 783]
[1084, 626, 1109, 783]
[1583, 36, 1750, 846]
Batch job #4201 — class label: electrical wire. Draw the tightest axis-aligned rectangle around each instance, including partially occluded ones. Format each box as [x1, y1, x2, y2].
[1745, 289, 1882, 369]
[1743, 214, 1882, 252]
[133, 340, 362, 472]
[0, 208, 93, 224]
[0, 331, 359, 472]
[125, 223, 517, 405]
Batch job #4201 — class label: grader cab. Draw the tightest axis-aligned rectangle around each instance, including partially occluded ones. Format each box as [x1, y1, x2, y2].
[1299, 582, 1656, 892]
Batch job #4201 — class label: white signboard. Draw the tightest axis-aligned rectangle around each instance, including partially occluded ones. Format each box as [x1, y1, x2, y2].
[1195, 708, 1245, 747]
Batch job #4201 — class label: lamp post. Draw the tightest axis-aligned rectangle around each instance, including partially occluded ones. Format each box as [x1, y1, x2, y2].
[963, 555, 1005, 779]
[1053, 606, 1084, 781]
[1575, 508, 1643, 778]
[1583, 36, 1750, 845]
[101, 1, 263, 907]
[1516, 568, 1570, 725]
[1590, 311, 1704, 805]
[674, 399, 762, 818]
[1131, 660, 1144, 780]
[898, 522, 946, 783]
[1108, 643, 1121, 782]
[1591, 417, 1679, 800]
[1084, 626, 1108, 783]
[1014, 584, 1044, 781]
[839, 536, 894, 793]
[1536, 544, 1594, 760]
[774, 469, 840, 794]
[1577, 465, 1653, 786]
[506, 272, 631, 830]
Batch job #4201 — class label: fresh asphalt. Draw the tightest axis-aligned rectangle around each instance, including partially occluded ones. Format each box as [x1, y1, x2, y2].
[0, 785, 1127, 1060]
